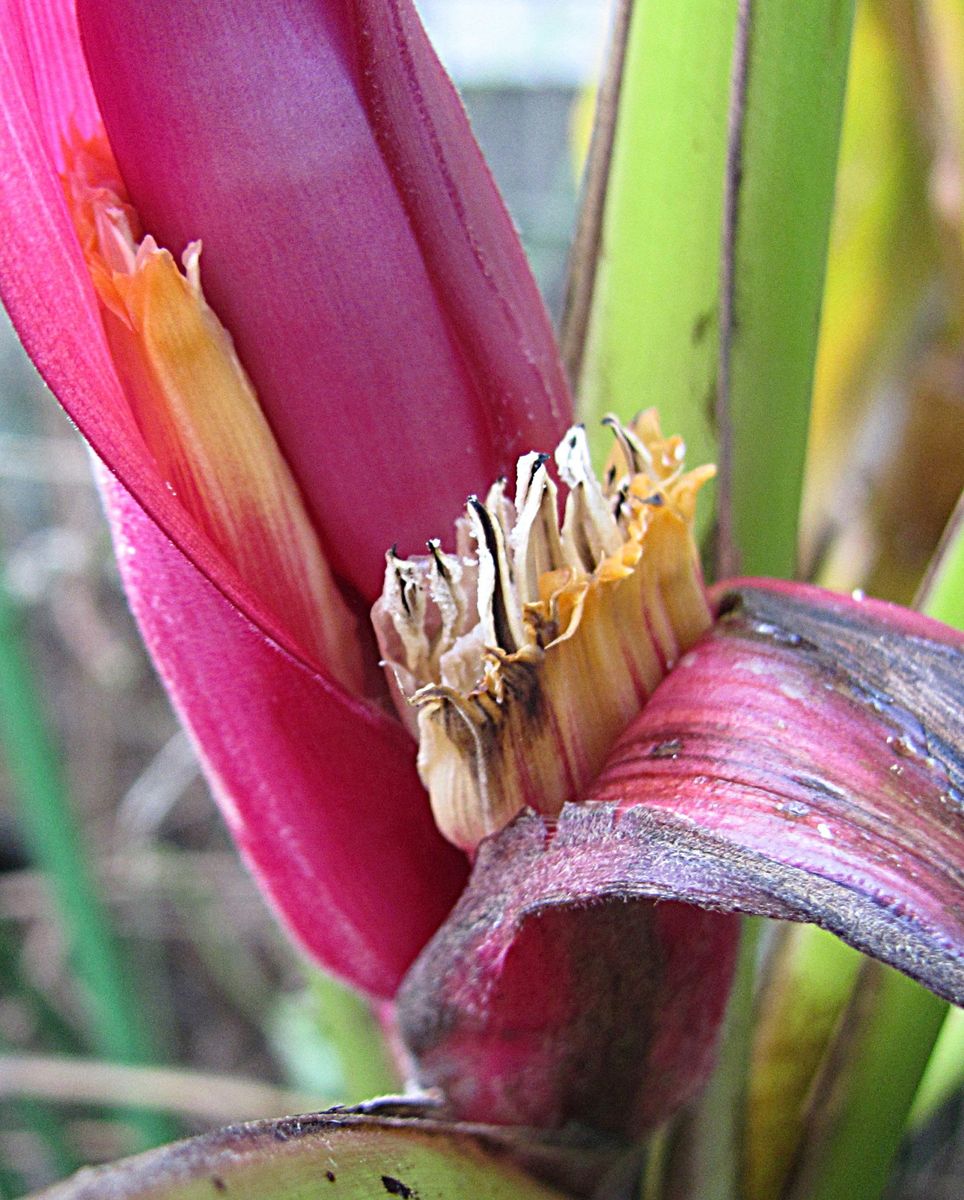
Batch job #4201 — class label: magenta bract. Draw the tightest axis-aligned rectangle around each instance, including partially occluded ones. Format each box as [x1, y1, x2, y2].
[103, 471, 468, 997]
[76, 0, 574, 601]
[1, 0, 473, 996]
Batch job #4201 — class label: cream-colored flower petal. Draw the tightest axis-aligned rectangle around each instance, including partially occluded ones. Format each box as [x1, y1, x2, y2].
[375, 412, 715, 850]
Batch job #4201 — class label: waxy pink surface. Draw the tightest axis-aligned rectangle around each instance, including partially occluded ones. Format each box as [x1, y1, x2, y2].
[399, 584, 961, 1135]
[595, 581, 963, 997]
[103, 471, 467, 996]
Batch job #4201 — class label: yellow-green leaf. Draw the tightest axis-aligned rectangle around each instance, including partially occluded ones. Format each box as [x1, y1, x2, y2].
[31, 1111, 573, 1200]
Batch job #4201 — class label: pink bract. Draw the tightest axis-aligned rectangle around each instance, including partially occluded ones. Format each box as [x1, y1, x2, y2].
[1, 0, 500, 996]
[77, 0, 574, 601]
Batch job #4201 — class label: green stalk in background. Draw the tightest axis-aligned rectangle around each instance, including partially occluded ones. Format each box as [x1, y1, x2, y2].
[659, 919, 764, 1200]
[270, 970, 399, 1105]
[910, 1005, 964, 1127]
[743, 927, 862, 1200]
[0, 561, 174, 1149]
[785, 965, 947, 1200]
[918, 491, 964, 625]
[569, 1, 855, 579]
[803, 0, 935, 579]
[719, 0, 855, 577]
[568, 0, 738, 546]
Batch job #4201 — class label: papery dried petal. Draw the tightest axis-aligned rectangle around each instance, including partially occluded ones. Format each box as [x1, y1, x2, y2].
[378, 416, 715, 851]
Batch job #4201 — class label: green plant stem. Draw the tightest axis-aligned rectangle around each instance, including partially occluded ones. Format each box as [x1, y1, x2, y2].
[744, 926, 862, 1200]
[574, 0, 855, 580]
[651, 918, 762, 1200]
[574, 0, 738, 544]
[0, 567, 174, 1149]
[917, 489, 964, 624]
[719, 0, 856, 578]
[306, 971, 399, 1102]
[787, 964, 946, 1200]
[909, 1004, 964, 1126]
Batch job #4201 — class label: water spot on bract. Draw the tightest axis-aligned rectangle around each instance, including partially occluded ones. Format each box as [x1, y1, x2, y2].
[751, 620, 802, 647]
[777, 801, 810, 819]
[816, 821, 833, 840]
[735, 657, 771, 676]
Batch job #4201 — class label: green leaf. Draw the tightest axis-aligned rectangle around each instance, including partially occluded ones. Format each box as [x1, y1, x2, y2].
[918, 491, 964, 627]
[803, 0, 935, 573]
[269, 971, 398, 1103]
[744, 926, 862, 1200]
[909, 1004, 964, 1127]
[30, 1111, 572, 1200]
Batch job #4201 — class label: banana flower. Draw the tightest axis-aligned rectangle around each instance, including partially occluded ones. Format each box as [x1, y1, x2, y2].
[1, 0, 961, 1148]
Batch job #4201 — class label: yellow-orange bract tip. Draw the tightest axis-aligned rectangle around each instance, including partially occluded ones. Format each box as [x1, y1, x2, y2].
[61, 132, 366, 697]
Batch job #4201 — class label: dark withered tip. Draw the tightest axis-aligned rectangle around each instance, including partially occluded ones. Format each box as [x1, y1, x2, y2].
[715, 590, 745, 620]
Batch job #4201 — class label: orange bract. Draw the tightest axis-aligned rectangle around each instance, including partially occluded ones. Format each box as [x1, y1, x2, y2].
[62, 135, 365, 695]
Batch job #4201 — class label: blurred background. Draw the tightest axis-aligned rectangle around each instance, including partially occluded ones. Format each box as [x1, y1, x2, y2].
[0, 0, 961, 1195]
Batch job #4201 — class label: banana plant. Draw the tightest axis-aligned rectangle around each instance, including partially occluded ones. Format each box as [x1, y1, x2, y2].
[0, 1, 960, 1197]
